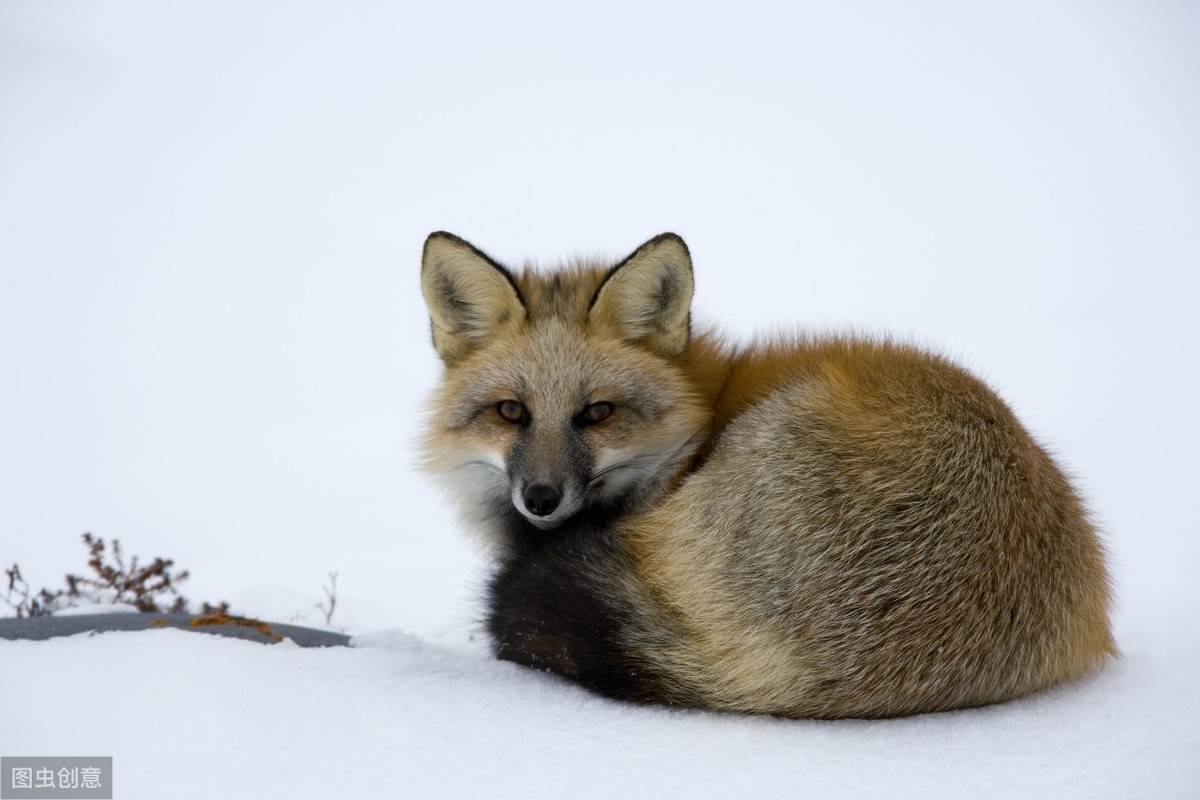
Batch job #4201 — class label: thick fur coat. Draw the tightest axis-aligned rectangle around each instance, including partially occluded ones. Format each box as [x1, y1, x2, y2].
[420, 231, 1114, 718]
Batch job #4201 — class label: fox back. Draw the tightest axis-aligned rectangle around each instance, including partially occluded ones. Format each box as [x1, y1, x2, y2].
[419, 231, 1114, 718]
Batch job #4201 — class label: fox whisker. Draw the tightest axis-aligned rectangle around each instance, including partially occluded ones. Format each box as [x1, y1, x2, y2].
[587, 460, 640, 483]
[587, 426, 707, 486]
[448, 460, 507, 478]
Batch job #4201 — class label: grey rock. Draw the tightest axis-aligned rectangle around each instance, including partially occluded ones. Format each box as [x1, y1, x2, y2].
[0, 612, 351, 648]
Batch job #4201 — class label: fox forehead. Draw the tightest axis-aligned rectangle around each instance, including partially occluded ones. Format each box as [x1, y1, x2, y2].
[512, 262, 610, 322]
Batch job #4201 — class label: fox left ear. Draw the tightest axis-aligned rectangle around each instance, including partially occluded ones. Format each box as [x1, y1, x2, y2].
[588, 233, 694, 358]
[421, 232, 526, 364]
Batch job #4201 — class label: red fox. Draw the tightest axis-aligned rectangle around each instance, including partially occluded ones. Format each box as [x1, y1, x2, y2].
[419, 231, 1114, 718]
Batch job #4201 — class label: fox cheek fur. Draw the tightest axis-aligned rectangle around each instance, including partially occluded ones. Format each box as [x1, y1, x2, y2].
[417, 231, 1115, 719]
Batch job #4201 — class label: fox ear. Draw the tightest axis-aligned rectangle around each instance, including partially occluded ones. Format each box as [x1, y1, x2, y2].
[588, 233, 694, 358]
[421, 232, 526, 364]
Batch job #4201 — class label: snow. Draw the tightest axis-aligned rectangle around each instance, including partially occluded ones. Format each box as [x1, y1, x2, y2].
[1, 625, 1194, 800]
[2, 0, 1199, 796]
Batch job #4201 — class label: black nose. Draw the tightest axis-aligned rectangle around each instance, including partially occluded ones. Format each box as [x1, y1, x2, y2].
[523, 484, 561, 517]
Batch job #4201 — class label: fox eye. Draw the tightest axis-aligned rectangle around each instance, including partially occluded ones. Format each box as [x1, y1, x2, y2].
[580, 401, 615, 425]
[496, 400, 528, 424]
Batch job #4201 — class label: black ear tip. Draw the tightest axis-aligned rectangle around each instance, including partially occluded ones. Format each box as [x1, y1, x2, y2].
[422, 231, 473, 268]
[425, 230, 464, 247]
[647, 232, 690, 258]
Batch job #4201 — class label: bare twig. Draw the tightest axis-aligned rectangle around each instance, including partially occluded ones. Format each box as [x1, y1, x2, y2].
[4, 533, 227, 617]
[3, 563, 66, 617]
[316, 571, 338, 626]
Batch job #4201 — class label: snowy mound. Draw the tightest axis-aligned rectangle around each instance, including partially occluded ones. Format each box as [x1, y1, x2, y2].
[2, 622, 1195, 799]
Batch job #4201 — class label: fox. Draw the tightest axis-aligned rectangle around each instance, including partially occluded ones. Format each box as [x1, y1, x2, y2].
[419, 230, 1115, 718]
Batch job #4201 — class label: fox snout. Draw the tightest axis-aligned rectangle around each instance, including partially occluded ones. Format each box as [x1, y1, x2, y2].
[510, 469, 587, 529]
[522, 484, 561, 517]
[502, 419, 595, 529]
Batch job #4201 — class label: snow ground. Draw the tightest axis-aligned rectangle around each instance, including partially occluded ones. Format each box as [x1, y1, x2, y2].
[2, 1, 1199, 797]
[3, 624, 1196, 800]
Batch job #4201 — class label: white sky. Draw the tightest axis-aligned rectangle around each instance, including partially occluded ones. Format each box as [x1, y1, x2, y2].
[1, 1, 1197, 638]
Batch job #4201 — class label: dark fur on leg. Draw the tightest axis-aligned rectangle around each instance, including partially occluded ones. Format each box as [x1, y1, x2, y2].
[486, 512, 669, 704]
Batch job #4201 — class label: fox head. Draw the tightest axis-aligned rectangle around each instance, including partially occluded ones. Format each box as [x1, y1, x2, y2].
[419, 232, 711, 536]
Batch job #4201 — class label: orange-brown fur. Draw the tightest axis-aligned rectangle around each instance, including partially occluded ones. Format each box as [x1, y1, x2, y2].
[628, 334, 1115, 716]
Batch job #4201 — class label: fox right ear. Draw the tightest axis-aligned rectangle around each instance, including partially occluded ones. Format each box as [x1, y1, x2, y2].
[421, 232, 526, 364]
[588, 233, 694, 358]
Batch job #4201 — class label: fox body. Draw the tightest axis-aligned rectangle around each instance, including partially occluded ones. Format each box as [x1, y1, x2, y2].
[419, 232, 1114, 718]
